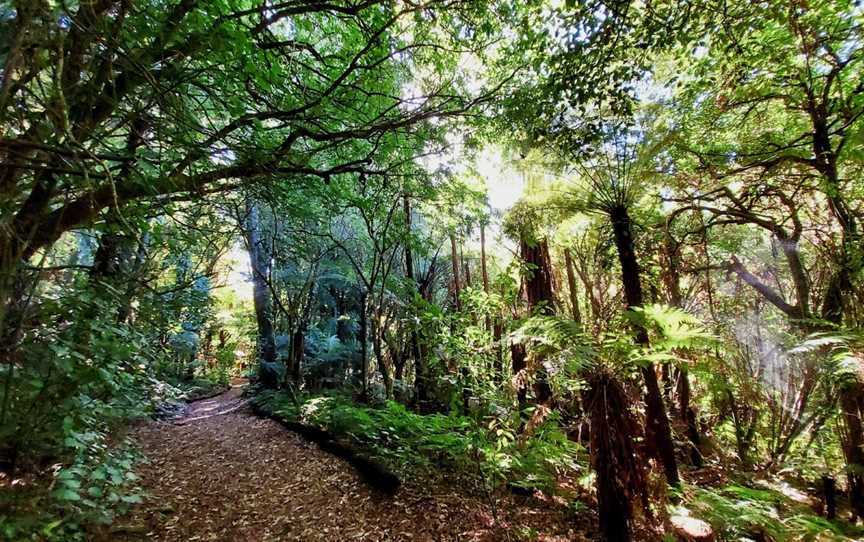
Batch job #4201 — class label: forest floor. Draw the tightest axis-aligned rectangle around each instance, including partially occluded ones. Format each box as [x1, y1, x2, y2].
[111, 382, 586, 542]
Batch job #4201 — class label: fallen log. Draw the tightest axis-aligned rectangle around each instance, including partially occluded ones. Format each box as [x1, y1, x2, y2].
[184, 384, 232, 403]
[251, 403, 401, 495]
[174, 399, 249, 426]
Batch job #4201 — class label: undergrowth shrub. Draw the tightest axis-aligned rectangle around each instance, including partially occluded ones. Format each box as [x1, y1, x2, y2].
[0, 288, 178, 540]
[253, 390, 583, 493]
[687, 484, 862, 541]
[1, 436, 144, 541]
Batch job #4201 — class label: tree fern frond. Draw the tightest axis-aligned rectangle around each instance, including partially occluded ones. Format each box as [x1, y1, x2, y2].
[510, 315, 595, 365]
[626, 304, 716, 351]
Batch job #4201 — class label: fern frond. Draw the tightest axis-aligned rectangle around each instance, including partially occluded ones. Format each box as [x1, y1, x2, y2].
[510, 316, 595, 368]
[627, 304, 716, 351]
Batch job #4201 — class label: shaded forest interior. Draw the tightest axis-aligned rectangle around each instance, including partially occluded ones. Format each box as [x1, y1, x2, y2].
[1, 0, 864, 540]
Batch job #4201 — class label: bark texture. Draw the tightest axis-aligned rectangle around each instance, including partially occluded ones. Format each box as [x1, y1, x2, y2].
[244, 203, 280, 389]
[584, 370, 646, 542]
[609, 205, 680, 487]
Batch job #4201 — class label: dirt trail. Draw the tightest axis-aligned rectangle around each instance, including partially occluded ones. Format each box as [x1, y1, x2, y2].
[118, 383, 580, 541]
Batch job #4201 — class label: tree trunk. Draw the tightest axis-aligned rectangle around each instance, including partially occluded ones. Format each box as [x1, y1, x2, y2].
[812, 113, 864, 520]
[290, 325, 304, 385]
[659, 234, 677, 405]
[585, 370, 646, 542]
[481, 223, 502, 382]
[359, 289, 369, 399]
[663, 229, 703, 466]
[493, 321, 504, 382]
[89, 228, 138, 324]
[661, 363, 673, 405]
[821, 269, 849, 324]
[480, 223, 490, 294]
[90, 226, 150, 324]
[91, 232, 130, 281]
[462, 253, 472, 288]
[812, 111, 859, 323]
[450, 233, 461, 310]
[244, 203, 279, 389]
[564, 248, 582, 324]
[521, 238, 555, 315]
[821, 286, 864, 520]
[823, 476, 837, 520]
[511, 342, 528, 414]
[0, 266, 29, 404]
[372, 315, 393, 399]
[840, 384, 864, 521]
[116, 236, 149, 324]
[609, 205, 680, 487]
[520, 237, 555, 409]
[404, 196, 427, 406]
[394, 350, 406, 381]
[678, 369, 703, 467]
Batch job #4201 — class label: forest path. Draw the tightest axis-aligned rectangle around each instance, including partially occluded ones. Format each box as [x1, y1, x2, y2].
[116, 383, 578, 541]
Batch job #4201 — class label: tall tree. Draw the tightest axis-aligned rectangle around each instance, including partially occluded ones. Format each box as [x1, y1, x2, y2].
[0, 0, 495, 323]
[450, 233, 462, 310]
[404, 195, 427, 405]
[243, 202, 280, 389]
[572, 135, 680, 487]
[563, 248, 582, 324]
[504, 201, 557, 421]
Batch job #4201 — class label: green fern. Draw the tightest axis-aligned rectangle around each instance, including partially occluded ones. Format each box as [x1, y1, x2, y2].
[691, 486, 787, 542]
[789, 330, 864, 387]
[689, 484, 862, 542]
[510, 315, 595, 363]
[628, 304, 716, 351]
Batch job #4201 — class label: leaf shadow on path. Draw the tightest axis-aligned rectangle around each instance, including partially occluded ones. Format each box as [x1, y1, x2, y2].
[112, 384, 584, 541]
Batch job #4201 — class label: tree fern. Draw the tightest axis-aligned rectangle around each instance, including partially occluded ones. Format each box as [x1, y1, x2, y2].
[627, 304, 716, 352]
[509, 315, 595, 367]
[789, 330, 864, 387]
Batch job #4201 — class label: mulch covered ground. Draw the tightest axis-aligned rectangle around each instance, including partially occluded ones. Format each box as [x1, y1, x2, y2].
[114, 385, 590, 541]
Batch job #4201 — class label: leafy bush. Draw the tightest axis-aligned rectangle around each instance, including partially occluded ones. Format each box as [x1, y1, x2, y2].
[1, 421, 147, 541]
[0, 287, 171, 540]
[1, 289, 165, 462]
[1, 438, 144, 541]
[253, 390, 584, 493]
[302, 331, 359, 388]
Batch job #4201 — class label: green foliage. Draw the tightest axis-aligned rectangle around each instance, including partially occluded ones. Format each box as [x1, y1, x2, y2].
[628, 304, 716, 352]
[511, 315, 591, 361]
[790, 330, 864, 389]
[412, 294, 503, 408]
[254, 390, 584, 493]
[479, 411, 582, 492]
[0, 287, 165, 458]
[690, 485, 787, 541]
[2, 0, 863, 539]
[509, 306, 714, 398]
[301, 329, 359, 384]
[687, 483, 863, 542]
[502, 200, 550, 244]
[1, 436, 143, 541]
[0, 280, 192, 540]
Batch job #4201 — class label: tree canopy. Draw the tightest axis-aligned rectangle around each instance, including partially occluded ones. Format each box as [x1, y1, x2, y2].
[2, 1, 864, 541]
